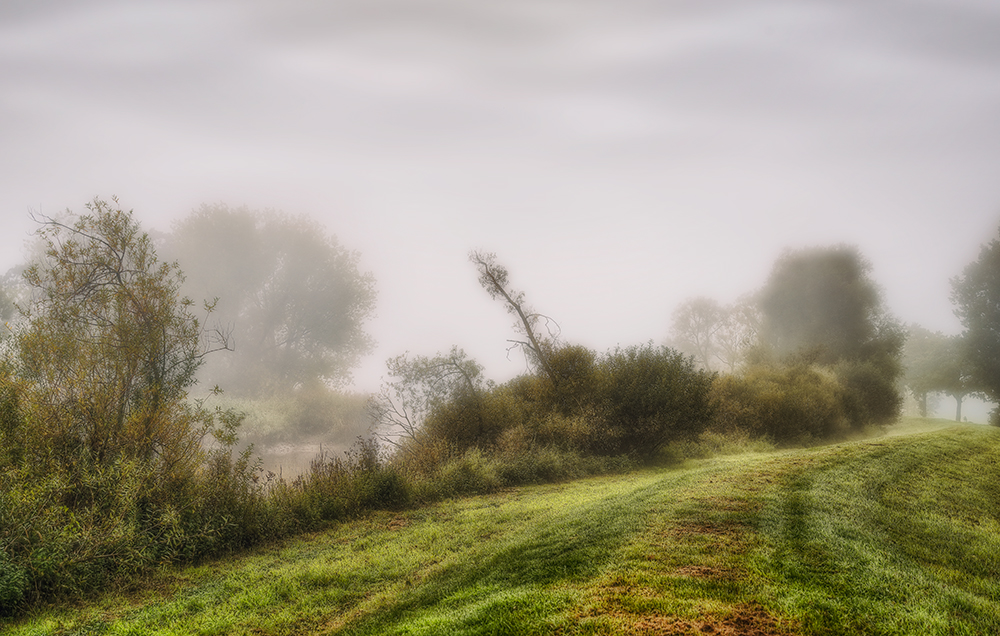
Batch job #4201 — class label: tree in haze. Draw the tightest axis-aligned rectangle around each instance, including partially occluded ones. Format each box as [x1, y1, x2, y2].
[757, 245, 905, 426]
[368, 346, 488, 455]
[669, 295, 760, 373]
[469, 250, 560, 387]
[951, 224, 1000, 417]
[903, 324, 972, 420]
[669, 297, 723, 371]
[167, 205, 377, 395]
[14, 198, 229, 468]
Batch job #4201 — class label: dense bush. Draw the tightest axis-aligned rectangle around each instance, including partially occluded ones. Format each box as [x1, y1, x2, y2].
[709, 364, 848, 444]
[390, 342, 716, 465]
[591, 344, 716, 457]
[834, 358, 904, 428]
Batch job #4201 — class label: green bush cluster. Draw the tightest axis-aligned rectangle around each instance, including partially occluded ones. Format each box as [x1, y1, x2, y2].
[709, 364, 848, 445]
[0, 375, 418, 616]
[707, 358, 901, 445]
[397, 342, 717, 471]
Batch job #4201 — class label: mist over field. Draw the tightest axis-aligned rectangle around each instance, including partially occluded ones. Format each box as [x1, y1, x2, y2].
[7, 3, 1000, 625]
[2, 0, 999, 419]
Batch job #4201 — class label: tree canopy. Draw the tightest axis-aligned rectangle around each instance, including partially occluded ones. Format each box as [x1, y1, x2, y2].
[669, 295, 759, 373]
[167, 205, 377, 395]
[757, 245, 904, 426]
[15, 198, 222, 468]
[759, 246, 895, 363]
[903, 324, 972, 420]
[951, 224, 1000, 406]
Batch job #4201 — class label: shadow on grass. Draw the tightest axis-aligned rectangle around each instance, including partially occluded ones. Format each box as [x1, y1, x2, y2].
[758, 428, 1000, 635]
[336, 480, 670, 636]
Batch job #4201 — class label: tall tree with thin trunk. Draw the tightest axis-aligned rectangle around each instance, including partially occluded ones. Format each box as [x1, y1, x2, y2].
[469, 250, 559, 387]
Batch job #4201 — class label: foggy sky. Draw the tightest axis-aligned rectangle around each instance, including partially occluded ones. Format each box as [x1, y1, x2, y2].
[2, 0, 1000, 398]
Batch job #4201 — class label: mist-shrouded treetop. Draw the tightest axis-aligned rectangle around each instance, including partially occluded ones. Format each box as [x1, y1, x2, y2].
[668, 295, 759, 373]
[951, 223, 1000, 406]
[167, 205, 377, 396]
[758, 245, 901, 365]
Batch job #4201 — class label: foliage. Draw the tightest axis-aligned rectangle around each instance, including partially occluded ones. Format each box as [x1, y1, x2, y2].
[592, 343, 716, 457]
[231, 387, 371, 449]
[276, 437, 411, 526]
[368, 346, 489, 453]
[759, 245, 881, 362]
[709, 363, 849, 444]
[951, 223, 1000, 405]
[17, 200, 224, 469]
[0, 200, 266, 613]
[902, 324, 972, 420]
[669, 295, 759, 373]
[379, 341, 716, 465]
[756, 245, 905, 427]
[167, 205, 377, 395]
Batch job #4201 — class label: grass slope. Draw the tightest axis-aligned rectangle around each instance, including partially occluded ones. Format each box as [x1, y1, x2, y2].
[5, 419, 999, 635]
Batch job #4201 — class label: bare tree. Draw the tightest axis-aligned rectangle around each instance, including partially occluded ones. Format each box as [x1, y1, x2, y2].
[367, 346, 486, 453]
[669, 295, 760, 373]
[469, 250, 560, 386]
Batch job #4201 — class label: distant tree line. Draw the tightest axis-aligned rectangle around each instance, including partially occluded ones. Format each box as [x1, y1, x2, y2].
[670, 232, 1000, 427]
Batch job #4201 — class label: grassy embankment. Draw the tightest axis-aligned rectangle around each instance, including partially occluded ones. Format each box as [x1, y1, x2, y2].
[5, 418, 1000, 635]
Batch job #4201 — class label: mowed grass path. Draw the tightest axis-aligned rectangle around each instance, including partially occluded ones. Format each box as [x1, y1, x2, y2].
[6, 420, 1000, 635]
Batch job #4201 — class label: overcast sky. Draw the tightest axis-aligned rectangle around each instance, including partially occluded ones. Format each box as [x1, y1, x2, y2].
[2, 0, 1000, 397]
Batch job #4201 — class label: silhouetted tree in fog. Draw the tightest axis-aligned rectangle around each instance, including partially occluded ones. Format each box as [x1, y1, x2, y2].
[470, 250, 560, 387]
[757, 245, 904, 426]
[167, 205, 376, 395]
[952, 223, 1000, 421]
[669, 295, 759, 372]
[903, 325, 972, 420]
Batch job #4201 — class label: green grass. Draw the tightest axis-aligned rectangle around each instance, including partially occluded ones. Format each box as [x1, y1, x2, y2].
[5, 418, 1000, 635]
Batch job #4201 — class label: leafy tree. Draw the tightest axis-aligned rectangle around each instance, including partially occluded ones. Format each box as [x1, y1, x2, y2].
[757, 245, 904, 427]
[167, 205, 377, 395]
[903, 325, 972, 420]
[760, 246, 884, 362]
[951, 224, 1000, 408]
[15, 198, 228, 469]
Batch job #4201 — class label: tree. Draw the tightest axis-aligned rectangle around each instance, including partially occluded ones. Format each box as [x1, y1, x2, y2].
[757, 245, 905, 426]
[903, 325, 972, 420]
[669, 295, 760, 373]
[469, 250, 560, 386]
[367, 346, 487, 454]
[669, 297, 723, 371]
[951, 224, 1000, 406]
[16, 198, 225, 468]
[759, 246, 886, 362]
[167, 205, 377, 395]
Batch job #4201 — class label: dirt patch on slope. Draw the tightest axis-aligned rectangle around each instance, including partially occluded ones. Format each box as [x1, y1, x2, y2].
[607, 603, 792, 635]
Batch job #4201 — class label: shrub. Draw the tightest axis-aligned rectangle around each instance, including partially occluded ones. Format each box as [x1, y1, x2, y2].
[592, 344, 716, 457]
[709, 364, 848, 444]
[834, 358, 903, 429]
[279, 437, 412, 527]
